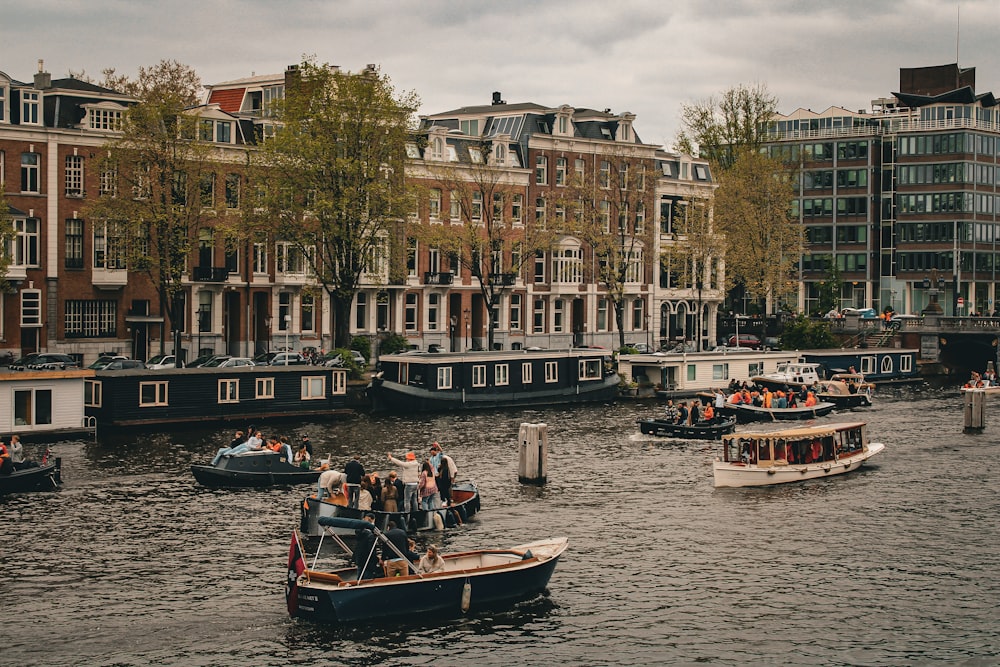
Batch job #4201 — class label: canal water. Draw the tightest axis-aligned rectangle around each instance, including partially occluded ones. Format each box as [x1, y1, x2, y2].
[2, 385, 998, 666]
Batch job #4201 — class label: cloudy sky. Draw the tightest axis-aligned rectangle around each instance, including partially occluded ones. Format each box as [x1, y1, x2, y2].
[5, 0, 998, 148]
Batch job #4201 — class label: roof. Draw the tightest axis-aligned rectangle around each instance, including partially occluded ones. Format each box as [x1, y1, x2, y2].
[892, 86, 998, 109]
[722, 422, 865, 442]
[49, 77, 129, 97]
[208, 88, 246, 113]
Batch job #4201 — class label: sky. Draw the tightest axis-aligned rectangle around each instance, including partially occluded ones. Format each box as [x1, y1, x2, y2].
[4, 0, 999, 150]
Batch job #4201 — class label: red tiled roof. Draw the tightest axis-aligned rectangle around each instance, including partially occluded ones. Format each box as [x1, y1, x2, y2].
[208, 88, 246, 113]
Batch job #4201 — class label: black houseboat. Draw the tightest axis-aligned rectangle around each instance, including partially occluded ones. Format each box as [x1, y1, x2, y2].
[84, 366, 351, 428]
[369, 349, 620, 413]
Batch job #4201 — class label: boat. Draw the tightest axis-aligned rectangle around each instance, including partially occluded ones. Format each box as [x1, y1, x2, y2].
[751, 362, 823, 391]
[636, 416, 736, 440]
[0, 458, 62, 494]
[713, 421, 885, 488]
[721, 401, 836, 423]
[817, 373, 874, 407]
[286, 517, 567, 623]
[191, 450, 321, 488]
[617, 349, 800, 396]
[299, 481, 482, 537]
[369, 349, 619, 413]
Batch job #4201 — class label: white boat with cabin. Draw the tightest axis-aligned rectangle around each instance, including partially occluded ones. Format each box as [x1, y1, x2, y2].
[619, 349, 800, 395]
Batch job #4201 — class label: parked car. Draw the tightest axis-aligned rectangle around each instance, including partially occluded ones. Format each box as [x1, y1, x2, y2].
[201, 356, 255, 368]
[10, 353, 42, 371]
[146, 354, 179, 370]
[28, 353, 82, 371]
[253, 351, 307, 366]
[841, 307, 878, 319]
[99, 359, 146, 370]
[350, 350, 367, 367]
[88, 355, 129, 370]
[187, 354, 222, 368]
[727, 334, 763, 349]
[888, 314, 921, 330]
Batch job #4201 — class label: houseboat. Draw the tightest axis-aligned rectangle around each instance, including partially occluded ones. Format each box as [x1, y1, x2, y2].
[618, 349, 800, 397]
[84, 365, 350, 428]
[0, 369, 96, 442]
[369, 349, 619, 413]
[799, 348, 920, 384]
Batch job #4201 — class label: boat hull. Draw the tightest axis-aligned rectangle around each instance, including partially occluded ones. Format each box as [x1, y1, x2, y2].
[717, 402, 836, 423]
[292, 537, 566, 624]
[0, 459, 62, 494]
[713, 442, 884, 487]
[636, 416, 736, 440]
[370, 376, 619, 413]
[191, 451, 320, 488]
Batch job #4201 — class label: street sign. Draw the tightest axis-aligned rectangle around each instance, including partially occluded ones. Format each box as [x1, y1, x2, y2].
[958, 297, 965, 306]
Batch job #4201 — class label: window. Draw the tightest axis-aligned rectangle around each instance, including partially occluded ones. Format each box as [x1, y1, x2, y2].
[256, 377, 275, 399]
[492, 192, 504, 222]
[21, 289, 41, 327]
[200, 291, 214, 333]
[860, 356, 876, 375]
[437, 366, 452, 389]
[749, 362, 763, 376]
[89, 107, 122, 130]
[13, 218, 39, 267]
[574, 158, 585, 181]
[901, 355, 913, 373]
[332, 370, 347, 395]
[535, 155, 548, 184]
[460, 119, 479, 136]
[225, 174, 240, 209]
[533, 298, 545, 333]
[599, 161, 610, 188]
[405, 293, 418, 331]
[427, 293, 440, 331]
[429, 189, 441, 220]
[84, 380, 102, 408]
[632, 298, 645, 330]
[0, 85, 5, 122]
[599, 200, 610, 233]
[200, 173, 215, 208]
[555, 157, 567, 185]
[544, 361, 558, 383]
[579, 359, 602, 380]
[172, 172, 187, 206]
[495, 364, 509, 386]
[64, 299, 116, 337]
[521, 361, 532, 384]
[687, 365, 696, 381]
[65, 218, 84, 269]
[880, 356, 894, 374]
[510, 294, 522, 330]
[301, 376, 326, 400]
[553, 246, 583, 283]
[93, 221, 126, 270]
[406, 238, 417, 277]
[301, 293, 315, 332]
[597, 299, 608, 331]
[535, 197, 546, 227]
[21, 152, 39, 192]
[14, 388, 52, 426]
[471, 192, 483, 222]
[276, 242, 311, 274]
[472, 364, 487, 387]
[511, 194, 523, 225]
[22, 91, 39, 125]
[355, 292, 367, 330]
[712, 363, 729, 380]
[253, 243, 267, 274]
[553, 299, 565, 333]
[635, 203, 645, 234]
[450, 191, 461, 221]
[65, 155, 84, 196]
[139, 381, 169, 407]
[534, 250, 546, 283]
[218, 379, 239, 403]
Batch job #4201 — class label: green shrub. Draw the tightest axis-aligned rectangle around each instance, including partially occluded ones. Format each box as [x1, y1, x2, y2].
[379, 333, 411, 355]
[350, 336, 371, 362]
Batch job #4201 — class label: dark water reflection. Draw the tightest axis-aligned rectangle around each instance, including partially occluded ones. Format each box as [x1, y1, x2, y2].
[2, 384, 999, 665]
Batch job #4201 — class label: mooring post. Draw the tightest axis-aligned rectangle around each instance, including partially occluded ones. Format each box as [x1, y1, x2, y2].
[517, 422, 548, 484]
[963, 389, 986, 433]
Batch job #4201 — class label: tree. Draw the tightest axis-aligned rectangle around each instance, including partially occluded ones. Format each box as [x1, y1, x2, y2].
[87, 60, 217, 358]
[816, 265, 843, 316]
[565, 147, 655, 350]
[0, 190, 16, 292]
[416, 137, 552, 351]
[252, 59, 418, 348]
[675, 82, 777, 168]
[779, 314, 837, 349]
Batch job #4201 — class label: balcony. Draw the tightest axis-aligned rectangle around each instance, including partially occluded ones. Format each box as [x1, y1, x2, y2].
[491, 272, 517, 286]
[424, 271, 454, 286]
[274, 270, 311, 286]
[192, 266, 230, 282]
[92, 267, 128, 289]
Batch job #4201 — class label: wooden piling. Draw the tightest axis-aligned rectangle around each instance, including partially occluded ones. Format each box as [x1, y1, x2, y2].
[517, 422, 548, 484]
[963, 389, 986, 433]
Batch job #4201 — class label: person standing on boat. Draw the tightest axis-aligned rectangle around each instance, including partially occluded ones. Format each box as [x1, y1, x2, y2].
[431, 443, 457, 505]
[418, 460, 440, 510]
[676, 402, 689, 426]
[387, 452, 421, 517]
[714, 390, 726, 410]
[664, 400, 679, 423]
[689, 400, 701, 425]
[317, 467, 346, 501]
[382, 520, 417, 577]
[0, 440, 11, 475]
[8, 435, 25, 470]
[382, 471, 400, 513]
[344, 454, 366, 509]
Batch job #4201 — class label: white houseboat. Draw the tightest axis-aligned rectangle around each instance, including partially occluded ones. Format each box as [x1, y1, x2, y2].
[0, 369, 96, 441]
[618, 350, 800, 396]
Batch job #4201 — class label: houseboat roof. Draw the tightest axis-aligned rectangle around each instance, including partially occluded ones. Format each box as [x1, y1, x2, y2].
[380, 349, 611, 363]
[722, 422, 865, 443]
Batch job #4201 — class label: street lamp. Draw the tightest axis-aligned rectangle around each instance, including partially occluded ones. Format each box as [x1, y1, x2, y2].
[463, 308, 471, 351]
[197, 304, 209, 357]
[734, 313, 746, 348]
[284, 314, 291, 364]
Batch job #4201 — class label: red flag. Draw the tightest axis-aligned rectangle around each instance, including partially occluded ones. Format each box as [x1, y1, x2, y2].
[285, 531, 306, 616]
[41, 447, 50, 465]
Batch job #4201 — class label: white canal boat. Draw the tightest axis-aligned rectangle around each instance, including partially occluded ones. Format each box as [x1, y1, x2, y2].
[713, 421, 884, 488]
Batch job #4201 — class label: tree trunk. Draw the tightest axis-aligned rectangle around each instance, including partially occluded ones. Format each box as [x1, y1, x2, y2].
[332, 295, 353, 349]
[613, 299, 626, 350]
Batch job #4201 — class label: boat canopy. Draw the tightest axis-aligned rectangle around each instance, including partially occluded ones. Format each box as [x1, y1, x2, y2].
[721, 422, 865, 444]
[318, 516, 375, 531]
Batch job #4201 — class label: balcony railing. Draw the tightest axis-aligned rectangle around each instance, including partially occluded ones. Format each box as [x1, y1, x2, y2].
[489, 272, 517, 286]
[192, 266, 230, 282]
[424, 271, 454, 285]
[92, 267, 128, 288]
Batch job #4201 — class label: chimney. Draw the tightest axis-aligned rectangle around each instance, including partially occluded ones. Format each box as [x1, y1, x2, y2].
[492, 91, 505, 105]
[34, 59, 51, 90]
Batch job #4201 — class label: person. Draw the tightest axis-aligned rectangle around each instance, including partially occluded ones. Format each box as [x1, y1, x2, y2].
[675, 401, 689, 426]
[382, 520, 418, 577]
[344, 454, 365, 509]
[357, 477, 374, 511]
[418, 460, 440, 510]
[663, 400, 679, 423]
[277, 435, 294, 463]
[434, 444, 457, 505]
[381, 471, 400, 513]
[8, 434, 25, 470]
[714, 389, 726, 410]
[0, 440, 12, 475]
[317, 467, 346, 501]
[429, 442, 443, 475]
[353, 514, 382, 580]
[387, 451, 421, 515]
[209, 430, 262, 466]
[300, 434, 313, 458]
[702, 402, 715, 422]
[367, 472, 383, 512]
[416, 544, 446, 574]
[688, 400, 701, 425]
[804, 391, 818, 407]
[294, 443, 311, 469]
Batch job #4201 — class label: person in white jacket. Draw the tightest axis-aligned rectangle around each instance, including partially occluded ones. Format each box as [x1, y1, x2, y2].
[387, 451, 421, 514]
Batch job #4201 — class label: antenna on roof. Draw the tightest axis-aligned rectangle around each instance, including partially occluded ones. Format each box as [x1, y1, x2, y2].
[956, 3, 960, 75]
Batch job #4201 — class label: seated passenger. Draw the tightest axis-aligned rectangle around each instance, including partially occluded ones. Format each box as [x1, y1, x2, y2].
[804, 392, 818, 407]
[416, 544, 446, 574]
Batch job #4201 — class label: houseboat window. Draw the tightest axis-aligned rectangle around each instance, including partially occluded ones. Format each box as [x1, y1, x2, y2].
[748, 362, 763, 376]
[522, 361, 532, 384]
[900, 354, 912, 373]
[472, 364, 487, 388]
[544, 361, 558, 383]
[437, 367, 452, 389]
[687, 365, 696, 381]
[139, 381, 168, 407]
[13, 388, 52, 426]
[85, 379, 102, 408]
[495, 364, 509, 386]
[860, 356, 876, 375]
[757, 440, 772, 463]
[301, 376, 326, 400]
[331, 370, 347, 395]
[256, 377, 275, 399]
[880, 356, 893, 374]
[219, 379, 239, 403]
[579, 358, 601, 380]
[712, 363, 729, 380]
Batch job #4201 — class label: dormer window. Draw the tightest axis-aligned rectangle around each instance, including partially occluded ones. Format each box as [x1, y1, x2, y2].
[494, 143, 506, 165]
[470, 147, 483, 163]
[431, 137, 444, 160]
[460, 119, 479, 136]
[22, 91, 40, 125]
[600, 127, 612, 140]
[200, 119, 232, 143]
[558, 116, 568, 135]
[0, 82, 7, 123]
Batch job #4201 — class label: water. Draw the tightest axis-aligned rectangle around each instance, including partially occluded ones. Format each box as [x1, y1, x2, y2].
[2, 386, 999, 666]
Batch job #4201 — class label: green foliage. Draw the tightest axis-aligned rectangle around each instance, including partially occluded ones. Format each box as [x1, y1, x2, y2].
[379, 333, 411, 355]
[619, 345, 639, 355]
[331, 347, 364, 379]
[350, 336, 371, 361]
[816, 266, 842, 315]
[0, 190, 14, 292]
[778, 315, 837, 350]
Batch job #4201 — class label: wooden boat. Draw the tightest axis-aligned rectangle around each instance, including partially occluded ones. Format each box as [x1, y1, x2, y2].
[299, 481, 482, 537]
[369, 349, 619, 413]
[713, 421, 884, 488]
[286, 518, 567, 623]
[636, 416, 736, 440]
[714, 400, 836, 423]
[817, 374, 874, 407]
[0, 458, 62, 494]
[191, 450, 321, 488]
